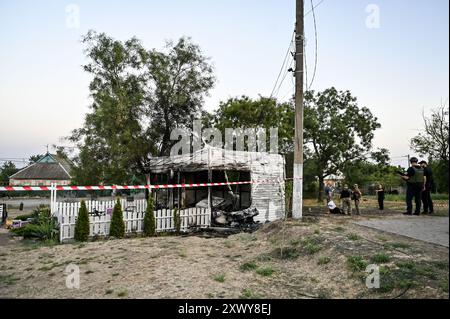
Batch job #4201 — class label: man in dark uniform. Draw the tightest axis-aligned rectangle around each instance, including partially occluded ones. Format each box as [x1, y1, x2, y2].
[401, 157, 426, 215]
[419, 160, 434, 214]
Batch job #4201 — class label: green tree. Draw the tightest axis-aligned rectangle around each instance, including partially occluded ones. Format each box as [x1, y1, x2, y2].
[211, 96, 294, 154]
[110, 199, 125, 238]
[0, 161, 18, 185]
[74, 201, 90, 242]
[146, 37, 215, 156]
[411, 105, 449, 193]
[29, 154, 45, 164]
[304, 88, 381, 201]
[69, 31, 215, 185]
[143, 195, 156, 236]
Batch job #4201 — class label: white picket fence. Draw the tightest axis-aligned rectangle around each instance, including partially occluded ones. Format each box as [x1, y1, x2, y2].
[55, 199, 210, 243]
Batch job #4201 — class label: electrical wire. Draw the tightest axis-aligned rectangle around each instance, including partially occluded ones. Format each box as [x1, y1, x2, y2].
[308, 0, 318, 90]
[269, 32, 295, 99]
[273, 57, 294, 99]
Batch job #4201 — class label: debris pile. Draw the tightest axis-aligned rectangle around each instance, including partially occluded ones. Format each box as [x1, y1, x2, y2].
[196, 196, 261, 232]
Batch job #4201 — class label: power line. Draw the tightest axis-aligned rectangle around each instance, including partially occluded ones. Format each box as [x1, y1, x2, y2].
[273, 57, 294, 99]
[269, 32, 295, 99]
[305, 0, 325, 17]
[307, 0, 318, 90]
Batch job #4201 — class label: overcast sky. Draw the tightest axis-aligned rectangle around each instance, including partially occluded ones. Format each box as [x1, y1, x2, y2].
[0, 0, 448, 168]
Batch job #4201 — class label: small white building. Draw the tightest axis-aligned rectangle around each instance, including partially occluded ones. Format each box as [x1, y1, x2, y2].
[147, 147, 286, 223]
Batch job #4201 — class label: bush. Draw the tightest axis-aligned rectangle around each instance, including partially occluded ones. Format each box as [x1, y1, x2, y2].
[74, 201, 90, 242]
[173, 208, 181, 233]
[11, 208, 58, 241]
[143, 196, 156, 237]
[109, 199, 125, 238]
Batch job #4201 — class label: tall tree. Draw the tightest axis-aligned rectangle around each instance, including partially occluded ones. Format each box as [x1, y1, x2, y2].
[146, 37, 215, 156]
[69, 31, 214, 185]
[411, 105, 449, 163]
[211, 96, 294, 154]
[411, 105, 449, 192]
[0, 161, 18, 185]
[303, 88, 381, 201]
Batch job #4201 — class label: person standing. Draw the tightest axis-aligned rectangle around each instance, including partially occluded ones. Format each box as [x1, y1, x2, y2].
[340, 185, 352, 215]
[401, 157, 426, 215]
[375, 184, 385, 211]
[351, 184, 362, 215]
[324, 182, 333, 202]
[419, 160, 434, 214]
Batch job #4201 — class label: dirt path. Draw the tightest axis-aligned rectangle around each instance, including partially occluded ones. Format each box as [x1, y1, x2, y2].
[0, 214, 448, 299]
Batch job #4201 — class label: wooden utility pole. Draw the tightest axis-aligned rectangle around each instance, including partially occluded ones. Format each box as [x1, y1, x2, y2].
[292, 0, 304, 219]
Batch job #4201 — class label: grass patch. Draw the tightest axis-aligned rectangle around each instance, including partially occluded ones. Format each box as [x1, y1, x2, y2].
[117, 290, 128, 297]
[371, 253, 391, 264]
[224, 241, 234, 248]
[38, 266, 53, 271]
[317, 256, 331, 265]
[256, 267, 275, 277]
[213, 273, 226, 283]
[332, 226, 345, 232]
[85, 270, 94, 274]
[257, 254, 272, 262]
[347, 233, 360, 241]
[375, 260, 444, 293]
[430, 260, 449, 271]
[347, 256, 369, 272]
[440, 279, 449, 293]
[303, 243, 322, 255]
[240, 262, 258, 272]
[112, 273, 120, 277]
[271, 246, 300, 260]
[377, 236, 389, 242]
[240, 288, 260, 299]
[314, 229, 321, 235]
[105, 289, 114, 295]
[0, 274, 20, 286]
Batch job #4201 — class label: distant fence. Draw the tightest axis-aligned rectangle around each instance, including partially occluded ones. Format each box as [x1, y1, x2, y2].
[56, 199, 210, 243]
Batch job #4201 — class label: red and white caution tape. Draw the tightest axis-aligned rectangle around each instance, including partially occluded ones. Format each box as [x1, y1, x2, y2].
[0, 179, 284, 192]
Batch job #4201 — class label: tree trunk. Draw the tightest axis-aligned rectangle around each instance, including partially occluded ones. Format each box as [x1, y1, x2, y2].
[317, 176, 324, 203]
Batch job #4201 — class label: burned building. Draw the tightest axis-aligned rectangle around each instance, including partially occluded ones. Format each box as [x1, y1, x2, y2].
[147, 147, 286, 225]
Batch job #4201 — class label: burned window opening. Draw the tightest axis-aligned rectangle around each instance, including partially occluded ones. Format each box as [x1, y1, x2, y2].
[151, 170, 251, 211]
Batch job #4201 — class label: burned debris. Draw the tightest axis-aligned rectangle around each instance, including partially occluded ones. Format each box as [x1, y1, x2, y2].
[147, 147, 286, 232]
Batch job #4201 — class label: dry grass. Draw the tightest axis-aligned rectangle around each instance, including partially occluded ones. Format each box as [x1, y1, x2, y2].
[0, 214, 448, 299]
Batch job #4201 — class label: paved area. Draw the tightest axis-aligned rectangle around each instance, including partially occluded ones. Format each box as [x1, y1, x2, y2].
[355, 216, 449, 247]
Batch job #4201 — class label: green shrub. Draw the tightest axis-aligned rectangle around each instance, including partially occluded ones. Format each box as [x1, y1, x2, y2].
[74, 201, 90, 242]
[173, 208, 181, 233]
[240, 262, 258, 271]
[256, 267, 275, 277]
[109, 199, 125, 238]
[143, 196, 156, 237]
[371, 253, 391, 264]
[347, 256, 368, 272]
[11, 208, 58, 241]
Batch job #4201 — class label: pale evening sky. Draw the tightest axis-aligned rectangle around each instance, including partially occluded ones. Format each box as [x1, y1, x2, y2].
[0, 0, 448, 168]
